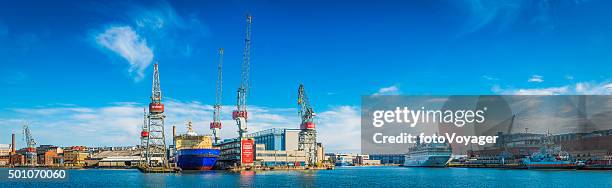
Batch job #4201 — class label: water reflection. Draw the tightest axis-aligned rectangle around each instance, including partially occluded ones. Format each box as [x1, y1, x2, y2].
[239, 171, 255, 187]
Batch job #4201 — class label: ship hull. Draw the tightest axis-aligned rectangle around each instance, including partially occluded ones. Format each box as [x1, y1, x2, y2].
[403, 155, 452, 167]
[525, 162, 577, 169]
[176, 149, 220, 171]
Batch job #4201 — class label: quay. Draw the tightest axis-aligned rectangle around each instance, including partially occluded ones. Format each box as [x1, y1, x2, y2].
[137, 165, 180, 173]
[226, 165, 334, 172]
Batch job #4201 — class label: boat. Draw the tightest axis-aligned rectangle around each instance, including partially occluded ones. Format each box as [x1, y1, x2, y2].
[334, 154, 354, 166]
[403, 137, 452, 167]
[522, 136, 578, 169]
[174, 121, 220, 170]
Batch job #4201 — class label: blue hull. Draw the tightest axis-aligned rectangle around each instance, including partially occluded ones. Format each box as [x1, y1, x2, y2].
[176, 149, 220, 170]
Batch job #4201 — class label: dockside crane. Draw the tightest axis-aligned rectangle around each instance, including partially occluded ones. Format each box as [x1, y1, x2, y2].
[297, 84, 318, 166]
[22, 122, 37, 166]
[143, 63, 168, 168]
[140, 107, 148, 163]
[210, 48, 224, 145]
[233, 14, 253, 139]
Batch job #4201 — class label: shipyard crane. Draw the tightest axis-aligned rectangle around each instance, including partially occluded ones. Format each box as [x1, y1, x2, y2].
[297, 84, 318, 166]
[22, 122, 37, 165]
[500, 115, 515, 164]
[210, 48, 224, 145]
[143, 63, 168, 168]
[140, 107, 148, 163]
[233, 14, 253, 139]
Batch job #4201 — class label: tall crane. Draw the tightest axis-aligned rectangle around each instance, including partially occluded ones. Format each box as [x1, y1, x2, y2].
[22, 122, 37, 166]
[210, 48, 224, 145]
[144, 63, 168, 168]
[140, 107, 148, 162]
[233, 14, 253, 139]
[297, 84, 318, 166]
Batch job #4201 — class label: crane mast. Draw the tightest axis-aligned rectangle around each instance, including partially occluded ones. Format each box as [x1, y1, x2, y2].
[140, 108, 147, 161]
[233, 14, 253, 139]
[143, 63, 168, 168]
[297, 84, 318, 166]
[210, 48, 224, 145]
[23, 122, 37, 166]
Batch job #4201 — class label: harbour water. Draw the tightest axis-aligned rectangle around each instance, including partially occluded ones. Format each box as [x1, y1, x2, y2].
[2, 166, 612, 187]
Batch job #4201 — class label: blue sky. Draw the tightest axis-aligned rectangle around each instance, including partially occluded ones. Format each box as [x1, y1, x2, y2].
[0, 0, 610, 152]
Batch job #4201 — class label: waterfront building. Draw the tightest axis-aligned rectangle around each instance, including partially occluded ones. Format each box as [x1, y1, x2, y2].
[246, 128, 300, 151]
[218, 138, 241, 168]
[353, 154, 381, 166]
[254, 144, 306, 166]
[88, 150, 141, 167]
[64, 146, 89, 166]
[219, 128, 321, 168]
[329, 153, 356, 166]
[0, 144, 11, 157]
[369, 154, 405, 165]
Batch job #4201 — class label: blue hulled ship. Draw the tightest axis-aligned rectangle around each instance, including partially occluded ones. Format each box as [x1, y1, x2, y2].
[174, 121, 220, 170]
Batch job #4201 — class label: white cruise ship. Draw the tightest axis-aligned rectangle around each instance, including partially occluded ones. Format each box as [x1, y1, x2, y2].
[403, 139, 452, 167]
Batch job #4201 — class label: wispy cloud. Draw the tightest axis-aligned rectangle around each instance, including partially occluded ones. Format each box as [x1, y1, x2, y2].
[127, 1, 208, 58]
[95, 26, 153, 81]
[459, 0, 587, 35]
[373, 85, 400, 95]
[528, 75, 544, 83]
[91, 1, 208, 81]
[482, 75, 498, 81]
[493, 81, 612, 95]
[0, 100, 359, 152]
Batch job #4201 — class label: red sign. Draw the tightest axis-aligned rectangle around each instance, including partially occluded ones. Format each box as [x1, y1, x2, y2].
[149, 103, 164, 113]
[241, 139, 254, 164]
[301, 122, 315, 129]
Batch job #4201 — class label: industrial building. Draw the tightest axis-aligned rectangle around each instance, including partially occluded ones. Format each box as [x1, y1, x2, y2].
[353, 154, 381, 166]
[0, 144, 10, 166]
[90, 150, 141, 167]
[254, 144, 306, 166]
[218, 128, 324, 168]
[247, 128, 301, 151]
[368, 154, 405, 165]
[63, 146, 89, 166]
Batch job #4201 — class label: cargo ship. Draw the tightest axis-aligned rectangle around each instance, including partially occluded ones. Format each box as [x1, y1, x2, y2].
[403, 137, 452, 167]
[174, 121, 220, 170]
[522, 138, 578, 169]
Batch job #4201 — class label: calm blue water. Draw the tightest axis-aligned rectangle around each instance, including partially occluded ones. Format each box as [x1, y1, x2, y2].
[2, 166, 612, 187]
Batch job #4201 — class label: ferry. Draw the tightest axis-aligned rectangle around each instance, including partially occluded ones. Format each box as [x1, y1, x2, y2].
[403, 138, 452, 167]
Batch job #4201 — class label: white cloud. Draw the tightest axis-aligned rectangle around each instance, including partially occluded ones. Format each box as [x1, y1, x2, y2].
[494, 81, 612, 95]
[528, 75, 544, 83]
[0, 100, 361, 153]
[575, 82, 612, 95]
[95, 26, 154, 81]
[373, 85, 400, 95]
[514, 86, 568, 95]
[316, 106, 361, 153]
